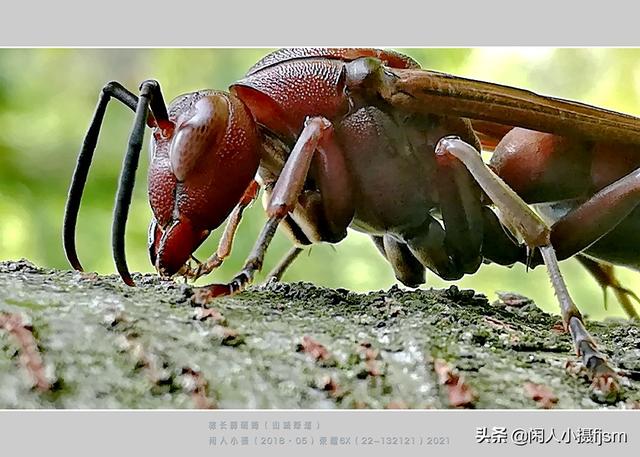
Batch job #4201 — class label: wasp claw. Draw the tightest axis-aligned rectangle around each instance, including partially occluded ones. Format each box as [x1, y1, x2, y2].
[590, 371, 622, 404]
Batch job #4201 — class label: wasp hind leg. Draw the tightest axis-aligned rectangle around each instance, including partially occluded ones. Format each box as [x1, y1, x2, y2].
[436, 136, 622, 404]
[576, 255, 640, 320]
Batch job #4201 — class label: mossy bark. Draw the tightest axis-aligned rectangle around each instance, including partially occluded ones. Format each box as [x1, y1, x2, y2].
[1, 259, 639, 409]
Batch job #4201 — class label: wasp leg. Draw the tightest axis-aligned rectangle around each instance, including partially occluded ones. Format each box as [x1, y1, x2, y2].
[546, 168, 640, 262]
[480, 206, 527, 266]
[399, 209, 519, 283]
[436, 136, 621, 403]
[435, 142, 484, 275]
[576, 255, 640, 320]
[266, 246, 305, 282]
[262, 161, 352, 284]
[488, 129, 640, 315]
[382, 235, 426, 287]
[183, 180, 260, 281]
[401, 216, 467, 281]
[262, 182, 312, 284]
[195, 116, 354, 300]
[263, 208, 314, 282]
[371, 235, 425, 288]
[398, 147, 488, 282]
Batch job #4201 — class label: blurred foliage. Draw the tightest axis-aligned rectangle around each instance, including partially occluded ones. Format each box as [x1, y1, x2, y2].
[1, 48, 639, 320]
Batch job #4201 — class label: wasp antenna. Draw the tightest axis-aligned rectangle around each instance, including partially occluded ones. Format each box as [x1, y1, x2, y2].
[63, 81, 138, 272]
[112, 80, 170, 287]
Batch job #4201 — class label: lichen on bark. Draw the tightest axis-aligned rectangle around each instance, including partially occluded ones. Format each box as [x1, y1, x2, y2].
[1, 259, 639, 409]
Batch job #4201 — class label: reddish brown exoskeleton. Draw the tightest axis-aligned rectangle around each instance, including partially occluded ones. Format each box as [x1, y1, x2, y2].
[64, 48, 640, 402]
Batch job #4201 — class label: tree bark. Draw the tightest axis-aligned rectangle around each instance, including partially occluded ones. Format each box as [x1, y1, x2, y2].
[1, 259, 639, 409]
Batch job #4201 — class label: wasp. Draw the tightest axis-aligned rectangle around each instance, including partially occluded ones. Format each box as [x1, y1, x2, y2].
[64, 48, 640, 401]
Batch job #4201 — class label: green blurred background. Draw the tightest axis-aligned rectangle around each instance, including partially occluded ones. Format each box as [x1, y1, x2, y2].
[1, 48, 639, 320]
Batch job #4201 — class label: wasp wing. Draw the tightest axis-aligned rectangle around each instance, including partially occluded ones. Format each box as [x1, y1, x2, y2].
[382, 67, 640, 146]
